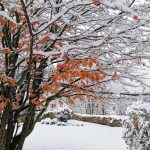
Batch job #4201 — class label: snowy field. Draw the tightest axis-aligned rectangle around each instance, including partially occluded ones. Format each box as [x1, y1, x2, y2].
[23, 120, 127, 150]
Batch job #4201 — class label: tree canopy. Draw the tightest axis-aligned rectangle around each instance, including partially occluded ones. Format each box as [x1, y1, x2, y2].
[0, 0, 150, 149]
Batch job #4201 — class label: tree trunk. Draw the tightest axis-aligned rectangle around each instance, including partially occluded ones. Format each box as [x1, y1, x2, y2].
[0, 107, 10, 150]
[15, 108, 35, 150]
[0, 106, 36, 150]
[5, 109, 15, 150]
[10, 134, 22, 150]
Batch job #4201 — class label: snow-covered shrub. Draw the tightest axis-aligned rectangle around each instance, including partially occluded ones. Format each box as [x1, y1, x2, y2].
[41, 118, 57, 125]
[55, 106, 73, 122]
[123, 100, 150, 150]
[40, 106, 73, 126]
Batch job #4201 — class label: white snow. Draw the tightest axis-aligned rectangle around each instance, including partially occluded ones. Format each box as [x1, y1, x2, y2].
[23, 120, 127, 150]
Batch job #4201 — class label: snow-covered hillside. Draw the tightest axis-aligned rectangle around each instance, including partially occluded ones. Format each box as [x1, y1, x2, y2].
[23, 121, 127, 150]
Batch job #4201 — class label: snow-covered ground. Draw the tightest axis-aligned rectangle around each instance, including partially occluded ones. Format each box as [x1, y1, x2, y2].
[23, 120, 127, 150]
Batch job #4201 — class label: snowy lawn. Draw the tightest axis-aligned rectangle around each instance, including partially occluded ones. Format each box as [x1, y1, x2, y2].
[23, 120, 127, 150]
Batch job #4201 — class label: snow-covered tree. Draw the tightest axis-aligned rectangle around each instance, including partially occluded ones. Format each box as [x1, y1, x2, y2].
[0, 0, 150, 149]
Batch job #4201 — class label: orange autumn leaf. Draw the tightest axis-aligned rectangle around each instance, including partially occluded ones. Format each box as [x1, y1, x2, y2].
[73, 95, 80, 99]
[92, 58, 97, 63]
[12, 103, 20, 109]
[1, 76, 9, 83]
[95, 73, 100, 82]
[5, 98, 10, 104]
[0, 96, 4, 101]
[40, 96, 47, 102]
[98, 95, 103, 99]
[31, 63, 36, 68]
[57, 64, 63, 70]
[32, 21, 39, 26]
[34, 45, 40, 50]
[30, 8, 34, 14]
[20, 16, 26, 22]
[0, 102, 7, 111]
[10, 79, 16, 87]
[34, 54, 43, 62]
[20, 32, 26, 38]
[54, 81, 61, 88]
[23, 47, 30, 51]
[0, 17, 6, 26]
[16, 94, 22, 101]
[50, 88, 57, 94]
[42, 84, 52, 92]
[52, 44, 59, 49]
[31, 99, 44, 106]
[63, 64, 68, 70]
[2, 48, 12, 55]
[89, 74, 95, 82]
[68, 78, 74, 83]
[18, 42, 24, 49]
[0, 31, 4, 37]
[80, 70, 88, 79]
[62, 54, 68, 61]
[93, 95, 97, 100]
[9, 21, 16, 27]
[39, 98, 46, 103]
[67, 25, 73, 32]
[40, 36, 50, 44]
[58, 40, 63, 47]
[96, 62, 100, 67]
[42, 84, 57, 94]
[112, 71, 118, 79]
[88, 61, 93, 68]
[92, 0, 97, 5]
[133, 15, 139, 20]
[30, 93, 36, 98]
[82, 59, 88, 67]
[68, 98, 75, 104]
[0, 107, 4, 111]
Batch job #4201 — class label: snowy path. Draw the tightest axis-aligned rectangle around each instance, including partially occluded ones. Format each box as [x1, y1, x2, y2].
[23, 120, 127, 150]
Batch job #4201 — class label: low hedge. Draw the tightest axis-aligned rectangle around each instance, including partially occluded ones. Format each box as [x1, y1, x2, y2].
[72, 114, 123, 127]
[41, 112, 125, 127]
